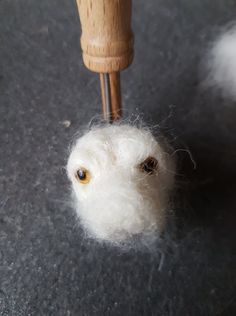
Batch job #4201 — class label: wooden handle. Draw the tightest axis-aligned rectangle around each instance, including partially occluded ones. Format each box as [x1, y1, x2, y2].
[76, 0, 134, 73]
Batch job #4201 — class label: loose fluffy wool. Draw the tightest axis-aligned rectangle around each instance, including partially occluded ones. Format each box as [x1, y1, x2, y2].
[206, 23, 236, 100]
[67, 124, 175, 244]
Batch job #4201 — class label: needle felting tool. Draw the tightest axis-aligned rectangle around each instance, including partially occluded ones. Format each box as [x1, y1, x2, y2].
[67, 0, 175, 244]
[76, 0, 134, 123]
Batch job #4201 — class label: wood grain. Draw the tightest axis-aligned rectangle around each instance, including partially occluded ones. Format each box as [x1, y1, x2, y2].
[77, 0, 134, 73]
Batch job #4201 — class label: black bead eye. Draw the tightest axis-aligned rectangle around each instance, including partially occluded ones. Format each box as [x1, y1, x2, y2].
[139, 157, 158, 175]
[75, 168, 91, 184]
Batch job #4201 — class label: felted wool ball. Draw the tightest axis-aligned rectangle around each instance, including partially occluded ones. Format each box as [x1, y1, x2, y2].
[67, 124, 175, 244]
[206, 23, 236, 100]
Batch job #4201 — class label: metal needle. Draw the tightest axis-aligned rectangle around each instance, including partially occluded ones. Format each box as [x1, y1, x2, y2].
[103, 73, 112, 123]
[100, 72, 122, 123]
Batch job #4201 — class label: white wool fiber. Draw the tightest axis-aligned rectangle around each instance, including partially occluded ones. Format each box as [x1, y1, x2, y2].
[67, 124, 175, 244]
[205, 23, 236, 100]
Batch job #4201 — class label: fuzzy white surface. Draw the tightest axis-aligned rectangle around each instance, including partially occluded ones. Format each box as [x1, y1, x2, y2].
[206, 24, 236, 100]
[67, 124, 175, 244]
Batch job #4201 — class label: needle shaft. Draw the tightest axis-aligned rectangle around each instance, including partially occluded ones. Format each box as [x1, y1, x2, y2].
[100, 72, 121, 123]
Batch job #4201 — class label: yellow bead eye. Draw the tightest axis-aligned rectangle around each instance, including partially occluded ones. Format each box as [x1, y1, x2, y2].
[139, 156, 158, 175]
[75, 168, 91, 184]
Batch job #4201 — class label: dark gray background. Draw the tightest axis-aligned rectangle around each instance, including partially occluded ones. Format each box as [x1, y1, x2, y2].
[0, 0, 236, 315]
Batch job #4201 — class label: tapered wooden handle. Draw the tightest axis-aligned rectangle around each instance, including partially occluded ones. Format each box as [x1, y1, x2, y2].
[76, 0, 134, 73]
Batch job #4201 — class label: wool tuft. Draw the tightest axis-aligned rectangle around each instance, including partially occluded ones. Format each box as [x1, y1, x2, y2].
[205, 23, 236, 100]
[67, 124, 175, 244]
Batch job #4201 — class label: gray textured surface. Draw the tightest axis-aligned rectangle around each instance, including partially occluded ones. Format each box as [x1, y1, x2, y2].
[1, 0, 236, 315]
